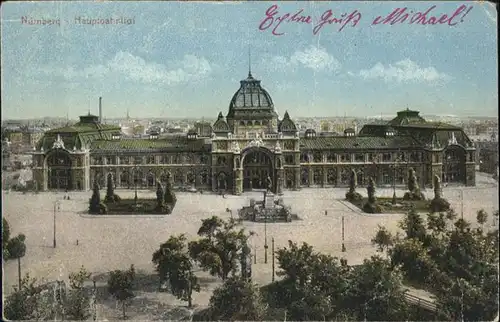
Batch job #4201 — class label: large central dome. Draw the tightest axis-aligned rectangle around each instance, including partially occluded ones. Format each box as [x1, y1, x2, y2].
[228, 72, 274, 112]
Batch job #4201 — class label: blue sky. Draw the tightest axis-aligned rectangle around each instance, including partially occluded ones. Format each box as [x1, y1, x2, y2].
[1, 1, 497, 119]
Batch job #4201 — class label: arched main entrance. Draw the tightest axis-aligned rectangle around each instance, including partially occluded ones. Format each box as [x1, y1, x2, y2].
[47, 150, 72, 190]
[242, 148, 274, 191]
[442, 145, 466, 184]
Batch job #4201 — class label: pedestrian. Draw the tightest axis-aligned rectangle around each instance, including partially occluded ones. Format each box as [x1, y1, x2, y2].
[325, 210, 328, 216]
[76, 239, 79, 245]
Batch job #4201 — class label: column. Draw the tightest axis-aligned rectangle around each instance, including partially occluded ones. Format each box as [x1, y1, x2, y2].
[322, 166, 327, 187]
[276, 168, 283, 194]
[234, 168, 242, 195]
[294, 167, 300, 190]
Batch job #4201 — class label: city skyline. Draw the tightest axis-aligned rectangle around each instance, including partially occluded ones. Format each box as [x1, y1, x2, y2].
[1, 1, 498, 120]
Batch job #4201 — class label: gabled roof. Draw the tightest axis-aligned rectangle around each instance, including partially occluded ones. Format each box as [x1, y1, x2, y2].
[278, 111, 297, 132]
[213, 112, 230, 133]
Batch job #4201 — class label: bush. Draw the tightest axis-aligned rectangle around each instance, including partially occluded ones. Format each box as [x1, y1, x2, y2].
[429, 197, 450, 213]
[99, 202, 108, 214]
[104, 194, 121, 203]
[345, 191, 362, 201]
[363, 202, 383, 214]
[154, 203, 173, 214]
[403, 190, 426, 201]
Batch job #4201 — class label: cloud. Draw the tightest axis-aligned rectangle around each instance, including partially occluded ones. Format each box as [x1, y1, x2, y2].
[350, 59, 451, 83]
[268, 46, 341, 72]
[40, 52, 212, 85]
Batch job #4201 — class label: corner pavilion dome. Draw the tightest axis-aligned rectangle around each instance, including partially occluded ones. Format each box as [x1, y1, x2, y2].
[227, 72, 275, 117]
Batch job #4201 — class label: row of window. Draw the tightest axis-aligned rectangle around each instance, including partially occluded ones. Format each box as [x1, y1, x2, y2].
[294, 152, 424, 164]
[92, 170, 211, 187]
[284, 167, 412, 187]
[89, 151, 473, 167]
[92, 154, 210, 165]
[238, 120, 269, 126]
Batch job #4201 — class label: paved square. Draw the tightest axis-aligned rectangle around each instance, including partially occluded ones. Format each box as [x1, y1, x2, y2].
[2, 180, 498, 319]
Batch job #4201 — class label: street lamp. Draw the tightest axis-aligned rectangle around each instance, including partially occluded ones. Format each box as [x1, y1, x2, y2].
[264, 209, 268, 264]
[53, 200, 60, 248]
[341, 215, 346, 252]
[271, 237, 275, 282]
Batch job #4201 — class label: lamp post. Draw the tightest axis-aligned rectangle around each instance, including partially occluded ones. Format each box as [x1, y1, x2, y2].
[460, 189, 464, 220]
[53, 200, 60, 248]
[341, 215, 346, 252]
[264, 210, 268, 264]
[271, 237, 275, 282]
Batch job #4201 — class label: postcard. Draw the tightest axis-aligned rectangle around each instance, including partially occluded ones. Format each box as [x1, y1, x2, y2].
[2, 1, 498, 321]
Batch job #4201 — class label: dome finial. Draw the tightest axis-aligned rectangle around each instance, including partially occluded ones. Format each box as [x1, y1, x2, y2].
[248, 47, 252, 77]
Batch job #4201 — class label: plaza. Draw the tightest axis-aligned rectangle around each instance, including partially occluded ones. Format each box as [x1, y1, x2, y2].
[2, 177, 498, 319]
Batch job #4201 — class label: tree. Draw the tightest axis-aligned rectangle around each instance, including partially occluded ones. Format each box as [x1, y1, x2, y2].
[156, 182, 164, 208]
[403, 168, 425, 201]
[3, 217, 10, 259]
[164, 175, 177, 209]
[4, 273, 41, 320]
[7, 233, 27, 289]
[89, 181, 103, 214]
[188, 217, 252, 280]
[208, 277, 267, 321]
[371, 225, 395, 252]
[399, 208, 427, 243]
[345, 169, 362, 201]
[376, 206, 499, 321]
[107, 265, 136, 319]
[430, 175, 450, 213]
[272, 241, 351, 320]
[363, 177, 381, 213]
[152, 234, 200, 307]
[104, 173, 120, 203]
[345, 256, 409, 321]
[476, 209, 488, 227]
[66, 266, 92, 320]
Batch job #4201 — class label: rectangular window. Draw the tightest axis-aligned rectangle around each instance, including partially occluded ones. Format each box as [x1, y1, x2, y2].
[326, 153, 336, 163]
[133, 156, 143, 165]
[285, 154, 294, 165]
[160, 155, 169, 164]
[340, 154, 350, 162]
[382, 153, 392, 162]
[105, 156, 114, 165]
[120, 157, 130, 165]
[354, 154, 365, 162]
[313, 152, 322, 163]
[146, 156, 155, 164]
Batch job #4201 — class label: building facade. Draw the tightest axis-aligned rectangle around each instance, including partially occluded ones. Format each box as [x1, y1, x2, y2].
[32, 72, 477, 193]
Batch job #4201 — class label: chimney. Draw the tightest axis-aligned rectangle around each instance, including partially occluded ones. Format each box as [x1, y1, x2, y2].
[98, 97, 102, 123]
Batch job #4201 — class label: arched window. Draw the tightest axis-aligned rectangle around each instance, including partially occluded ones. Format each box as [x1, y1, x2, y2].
[47, 151, 72, 167]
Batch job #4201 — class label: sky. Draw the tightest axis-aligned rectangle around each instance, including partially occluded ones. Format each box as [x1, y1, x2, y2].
[1, 1, 498, 120]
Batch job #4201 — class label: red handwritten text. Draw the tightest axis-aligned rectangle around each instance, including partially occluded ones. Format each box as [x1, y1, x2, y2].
[259, 4, 312, 36]
[313, 9, 362, 35]
[372, 4, 472, 26]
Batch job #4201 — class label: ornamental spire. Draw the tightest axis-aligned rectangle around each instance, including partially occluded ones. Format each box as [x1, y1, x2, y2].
[248, 47, 252, 78]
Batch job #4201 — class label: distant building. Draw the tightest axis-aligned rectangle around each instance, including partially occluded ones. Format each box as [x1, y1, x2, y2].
[32, 72, 476, 192]
[477, 142, 498, 176]
[2, 140, 11, 170]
